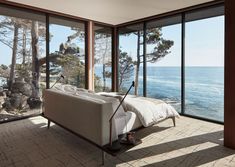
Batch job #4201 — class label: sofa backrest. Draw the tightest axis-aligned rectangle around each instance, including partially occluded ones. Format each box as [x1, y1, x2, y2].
[43, 89, 118, 146]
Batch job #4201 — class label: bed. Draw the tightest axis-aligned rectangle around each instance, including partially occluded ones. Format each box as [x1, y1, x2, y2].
[43, 84, 179, 164]
[97, 92, 179, 130]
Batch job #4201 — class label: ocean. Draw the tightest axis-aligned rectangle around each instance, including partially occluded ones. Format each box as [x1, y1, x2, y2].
[1, 66, 224, 122]
[95, 66, 224, 122]
[147, 67, 224, 122]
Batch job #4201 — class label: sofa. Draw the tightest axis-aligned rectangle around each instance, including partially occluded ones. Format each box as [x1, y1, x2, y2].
[43, 84, 179, 148]
[42, 88, 141, 146]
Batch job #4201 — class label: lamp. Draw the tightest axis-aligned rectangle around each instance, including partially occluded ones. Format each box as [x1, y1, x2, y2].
[50, 74, 64, 89]
[108, 81, 135, 151]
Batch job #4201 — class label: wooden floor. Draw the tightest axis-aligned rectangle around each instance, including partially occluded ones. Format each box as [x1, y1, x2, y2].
[0, 116, 235, 167]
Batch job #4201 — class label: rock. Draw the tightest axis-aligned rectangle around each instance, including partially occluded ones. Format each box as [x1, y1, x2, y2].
[10, 93, 22, 109]
[20, 95, 29, 109]
[3, 93, 31, 111]
[0, 87, 4, 96]
[27, 97, 42, 109]
[11, 81, 32, 96]
[2, 97, 13, 111]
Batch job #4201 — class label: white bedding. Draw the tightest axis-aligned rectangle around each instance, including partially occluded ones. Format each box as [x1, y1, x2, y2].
[98, 92, 180, 128]
[124, 96, 180, 127]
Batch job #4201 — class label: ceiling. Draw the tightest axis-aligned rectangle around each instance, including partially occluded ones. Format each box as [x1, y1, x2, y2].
[6, 0, 215, 25]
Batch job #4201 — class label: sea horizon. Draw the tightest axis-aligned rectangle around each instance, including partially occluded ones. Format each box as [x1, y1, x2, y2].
[0, 66, 224, 122]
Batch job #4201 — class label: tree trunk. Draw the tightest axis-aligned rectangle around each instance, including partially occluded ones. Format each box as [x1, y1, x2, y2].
[22, 27, 26, 65]
[102, 64, 106, 91]
[134, 31, 141, 96]
[31, 21, 40, 98]
[102, 36, 109, 91]
[8, 24, 19, 90]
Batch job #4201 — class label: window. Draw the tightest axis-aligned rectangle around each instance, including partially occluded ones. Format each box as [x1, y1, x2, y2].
[0, 6, 46, 122]
[49, 17, 86, 88]
[146, 15, 182, 113]
[118, 24, 144, 95]
[185, 6, 224, 121]
[94, 25, 112, 92]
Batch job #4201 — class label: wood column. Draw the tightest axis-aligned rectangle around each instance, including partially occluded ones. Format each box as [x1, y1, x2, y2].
[224, 0, 235, 149]
[85, 21, 94, 90]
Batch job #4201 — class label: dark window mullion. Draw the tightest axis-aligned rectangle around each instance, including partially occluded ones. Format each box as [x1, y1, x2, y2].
[46, 14, 50, 89]
[181, 13, 185, 114]
[143, 22, 147, 97]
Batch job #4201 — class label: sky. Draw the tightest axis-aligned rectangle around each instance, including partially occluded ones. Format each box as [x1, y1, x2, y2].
[0, 23, 85, 66]
[119, 16, 224, 67]
[0, 16, 224, 67]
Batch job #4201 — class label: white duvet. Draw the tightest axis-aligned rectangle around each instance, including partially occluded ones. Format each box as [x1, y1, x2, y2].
[124, 96, 180, 127]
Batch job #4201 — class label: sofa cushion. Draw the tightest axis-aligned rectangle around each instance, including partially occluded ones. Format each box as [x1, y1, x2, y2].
[97, 92, 128, 112]
[52, 85, 126, 118]
[78, 92, 126, 118]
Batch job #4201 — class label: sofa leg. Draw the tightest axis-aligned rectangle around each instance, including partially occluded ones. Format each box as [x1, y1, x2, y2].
[102, 151, 105, 165]
[47, 120, 51, 129]
[172, 117, 176, 127]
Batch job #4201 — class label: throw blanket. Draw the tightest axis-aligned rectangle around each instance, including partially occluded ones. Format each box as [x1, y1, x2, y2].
[124, 96, 180, 127]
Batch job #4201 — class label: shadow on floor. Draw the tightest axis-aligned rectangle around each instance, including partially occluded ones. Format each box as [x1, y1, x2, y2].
[1, 116, 234, 167]
[110, 130, 235, 167]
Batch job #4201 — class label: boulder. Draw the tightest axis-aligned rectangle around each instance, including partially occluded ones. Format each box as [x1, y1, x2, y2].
[27, 97, 42, 109]
[2, 93, 30, 111]
[2, 97, 13, 111]
[20, 95, 29, 110]
[9, 93, 22, 109]
[11, 81, 32, 96]
[0, 87, 4, 96]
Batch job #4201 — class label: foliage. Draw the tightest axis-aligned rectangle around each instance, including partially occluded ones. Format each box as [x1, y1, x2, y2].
[118, 50, 134, 90]
[145, 28, 174, 63]
[50, 43, 85, 88]
[0, 64, 8, 70]
[15, 64, 31, 82]
[94, 32, 112, 92]
[119, 27, 174, 95]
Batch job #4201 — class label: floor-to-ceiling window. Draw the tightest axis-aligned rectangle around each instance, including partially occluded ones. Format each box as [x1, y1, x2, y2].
[146, 15, 182, 113]
[0, 6, 46, 122]
[49, 17, 86, 88]
[185, 6, 224, 121]
[118, 24, 144, 95]
[94, 25, 112, 92]
[117, 4, 224, 122]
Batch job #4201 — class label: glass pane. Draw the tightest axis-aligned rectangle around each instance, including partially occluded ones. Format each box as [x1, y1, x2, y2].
[94, 25, 112, 92]
[185, 16, 224, 121]
[49, 17, 85, 88]
[146, 16, 182, 113]
[118, 24, 144, 96]
[0, 8, 46, 122]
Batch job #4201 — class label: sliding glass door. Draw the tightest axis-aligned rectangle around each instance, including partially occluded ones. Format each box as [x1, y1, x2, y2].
[117, 5, 224, 122]
[118, 24, 144, 95]
[49, 17, 86, 88]
[0, 6, 46, 122]
[185, 6, 224, 121]
[94, 25, 112, 92]
[146, 15, 182, 113]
